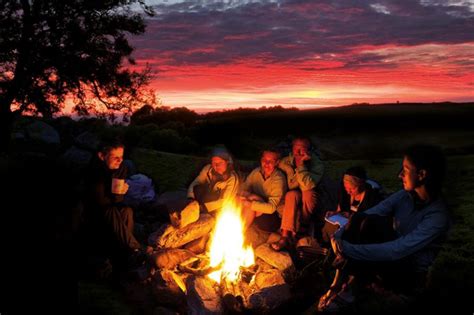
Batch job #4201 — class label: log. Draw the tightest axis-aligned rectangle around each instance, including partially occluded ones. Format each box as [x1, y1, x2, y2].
[158, 214, 215, 249]
[151, 248, 196, 270]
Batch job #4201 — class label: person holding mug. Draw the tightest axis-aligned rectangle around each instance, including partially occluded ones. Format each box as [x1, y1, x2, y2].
[82, 139, 147, 272]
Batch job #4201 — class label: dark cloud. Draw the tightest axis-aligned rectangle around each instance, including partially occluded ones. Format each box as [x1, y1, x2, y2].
[131, 0, 474, 68]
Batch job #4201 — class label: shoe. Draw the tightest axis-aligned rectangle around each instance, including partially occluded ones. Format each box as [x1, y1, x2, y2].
[270, 235, 294, 252]
[317, 288, 337, 312]
[319, 289, 354, 312]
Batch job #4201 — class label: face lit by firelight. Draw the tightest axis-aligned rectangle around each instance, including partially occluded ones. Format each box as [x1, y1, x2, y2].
[99, 147, 124, 170]
[211, 156, 228, 175]
[260, 151, 279, 178]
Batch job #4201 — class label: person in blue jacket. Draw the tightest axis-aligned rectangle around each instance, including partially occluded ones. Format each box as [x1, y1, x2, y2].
[318, 144, 450, 312]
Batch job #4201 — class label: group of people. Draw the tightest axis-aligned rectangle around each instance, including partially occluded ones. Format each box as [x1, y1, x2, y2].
[81, 137, 450, 312]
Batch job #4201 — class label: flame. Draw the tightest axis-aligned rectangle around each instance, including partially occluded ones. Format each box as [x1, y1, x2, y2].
[208, 200, 255, 283]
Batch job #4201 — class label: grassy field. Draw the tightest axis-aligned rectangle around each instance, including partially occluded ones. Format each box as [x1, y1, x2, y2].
[137, 150, 473, 309]
[79, 149, 474, 313]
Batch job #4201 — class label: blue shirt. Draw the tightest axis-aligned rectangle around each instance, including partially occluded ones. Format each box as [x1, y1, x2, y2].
[340, 190, 450, 271]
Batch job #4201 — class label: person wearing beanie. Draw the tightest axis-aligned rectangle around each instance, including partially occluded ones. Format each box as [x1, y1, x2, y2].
[186, 146, 239, 213]
[321, 166, 384, 243]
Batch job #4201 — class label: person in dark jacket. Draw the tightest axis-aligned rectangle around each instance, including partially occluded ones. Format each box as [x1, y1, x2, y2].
[82, 140, 145, 271]
[321, 166, 384, 243]
[318, 145, 450, 312]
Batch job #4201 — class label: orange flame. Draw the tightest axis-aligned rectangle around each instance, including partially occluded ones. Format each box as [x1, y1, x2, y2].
[208, 200, 254, 283]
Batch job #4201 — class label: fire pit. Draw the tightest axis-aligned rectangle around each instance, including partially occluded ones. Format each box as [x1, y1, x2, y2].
[148, 200, 297, 313]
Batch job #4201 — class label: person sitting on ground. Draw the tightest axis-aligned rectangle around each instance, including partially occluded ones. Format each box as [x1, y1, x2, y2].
[240, 149, 287, 232]
[184, 147, 239, 215]
[321, 166, 384, 244]
[318, 144, 450, 312]
[82, 140, 149, 272]
[271, 137, 325, 251]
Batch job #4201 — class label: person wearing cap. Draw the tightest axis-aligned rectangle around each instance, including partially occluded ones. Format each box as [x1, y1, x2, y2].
[186, 147, 240, 213]
[321, 166, 385, 243]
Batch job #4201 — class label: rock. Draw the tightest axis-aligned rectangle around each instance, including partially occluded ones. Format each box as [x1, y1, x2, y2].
[247, 268, 291, 310]
[179, 201, 200, 228]
[255, 258, 274, 271]
[158, 214, 215, 249]
[254, 268, 285, 289]
[267, 232, 281, 244]
[186, 276, 222, 314]
[248, 283, 291, 310]
[255, 243, 293, 271]
[246, 225, 271, 248]
[151, 249, 197, 270]
[25, 121, 60, 145]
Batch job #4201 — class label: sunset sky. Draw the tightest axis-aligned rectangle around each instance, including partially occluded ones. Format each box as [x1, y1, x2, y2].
[129, 0, 474, 112]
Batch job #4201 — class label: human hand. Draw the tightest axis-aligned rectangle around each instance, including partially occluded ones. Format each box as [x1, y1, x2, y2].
[121, 182, 129, 194]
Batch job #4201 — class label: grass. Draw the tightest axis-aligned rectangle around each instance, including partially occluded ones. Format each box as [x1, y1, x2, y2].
[81, 149, 474, 313]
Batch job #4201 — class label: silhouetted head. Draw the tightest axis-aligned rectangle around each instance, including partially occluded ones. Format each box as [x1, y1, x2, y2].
[399, 144, 446, 195]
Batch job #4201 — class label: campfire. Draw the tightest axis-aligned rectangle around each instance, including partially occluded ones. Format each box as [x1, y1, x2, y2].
[208, 201, 255, 284]
[149, 197, 301, 313]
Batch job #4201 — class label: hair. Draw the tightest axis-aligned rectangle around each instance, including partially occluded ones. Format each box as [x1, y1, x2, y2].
[404, 144, 446, 195]
[292, 136, 312, 150]
[261, 147, 281, 160]
[98, 138, 125, 155]
[344, 166, 367, 181]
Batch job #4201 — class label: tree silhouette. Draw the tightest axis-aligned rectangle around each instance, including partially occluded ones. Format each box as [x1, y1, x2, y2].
[0, 0, 156, 151]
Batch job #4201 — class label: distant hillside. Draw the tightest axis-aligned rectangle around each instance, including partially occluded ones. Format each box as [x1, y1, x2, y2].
[193, 102, 474, 159]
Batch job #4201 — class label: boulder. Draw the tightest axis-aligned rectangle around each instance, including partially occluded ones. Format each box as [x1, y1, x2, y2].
[178, 201, 200, 229]
[186, 276, 222, 314]
[255, 243, 293, 271]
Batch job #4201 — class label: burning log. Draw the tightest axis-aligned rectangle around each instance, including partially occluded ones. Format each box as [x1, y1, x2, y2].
[158, 214, 215, 249]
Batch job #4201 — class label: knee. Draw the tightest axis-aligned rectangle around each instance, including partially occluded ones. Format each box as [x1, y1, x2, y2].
[285, 190, 301, 202]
